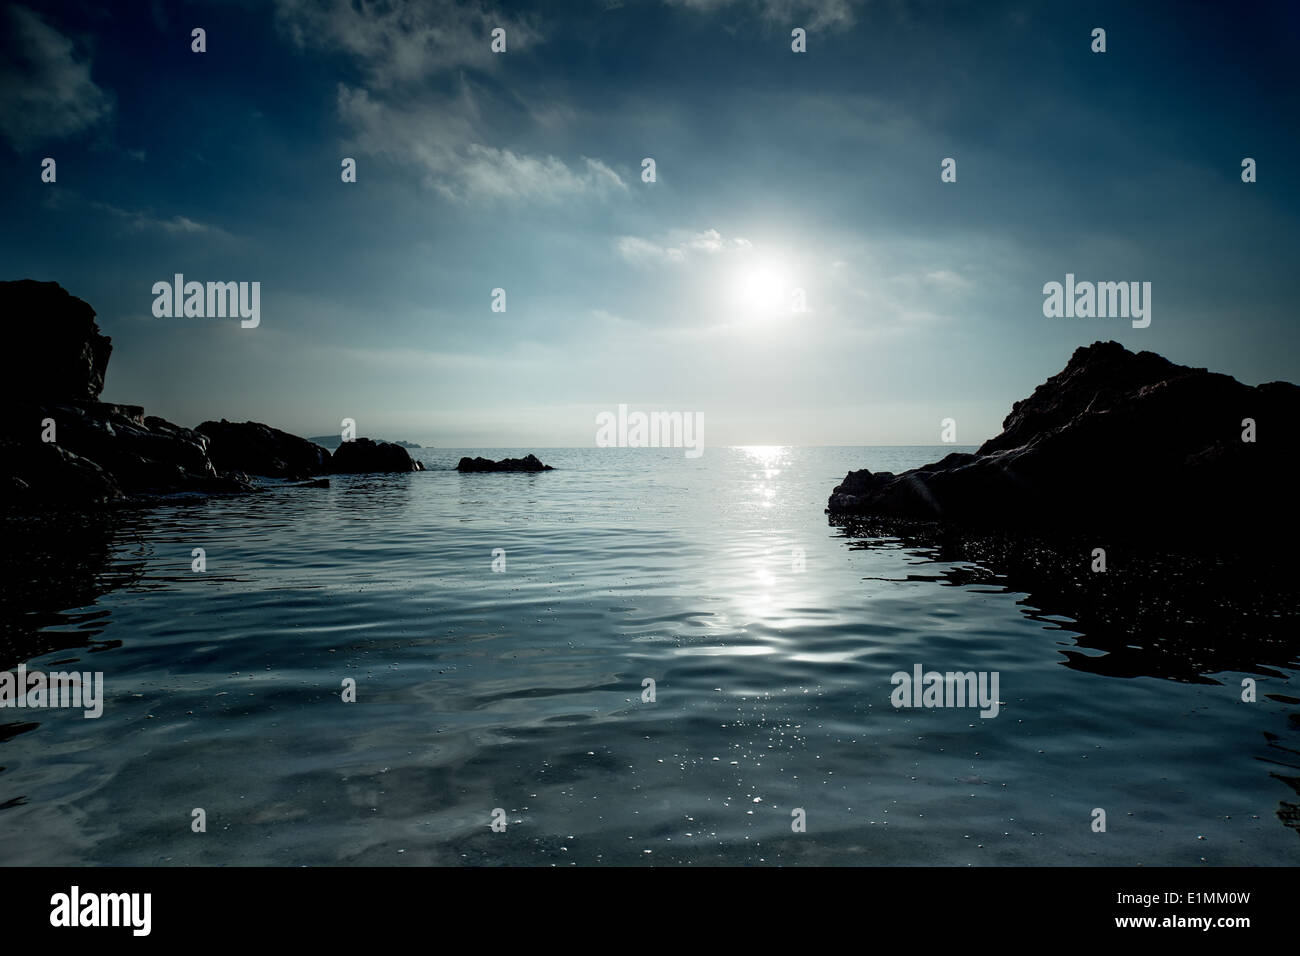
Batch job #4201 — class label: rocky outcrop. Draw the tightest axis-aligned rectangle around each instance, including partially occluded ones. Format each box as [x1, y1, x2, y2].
[456, 454, 553, 472]
[197, 420, 331, 479]
[1, 401, 251, 503]
[329, 438, 425, 473]
[827, 340, 1300, 535]
[0, 280, 112, 403]
[0, 281, 324, 505]
[0, 281, 258, 504]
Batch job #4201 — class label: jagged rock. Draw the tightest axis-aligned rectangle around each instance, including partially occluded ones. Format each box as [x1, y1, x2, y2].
[0, 438, 122, 504]
[0, 420, 257, 503]
[0, 281, 257, 504]
[329, 437, 424, 473]
[0, 281, 426, 501]
[456, 454, 553, 472]
[197, 419, 331, 479]
[0, 279, 112, 403]
[827, 340, 1300, 535]
[1, 401, 255, 504]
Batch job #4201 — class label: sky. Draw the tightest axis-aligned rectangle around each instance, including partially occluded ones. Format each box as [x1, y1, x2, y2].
[1, 0, 1297, 447]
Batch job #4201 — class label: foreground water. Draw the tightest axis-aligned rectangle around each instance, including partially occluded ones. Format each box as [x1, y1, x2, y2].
[2, 446, 1298, 866]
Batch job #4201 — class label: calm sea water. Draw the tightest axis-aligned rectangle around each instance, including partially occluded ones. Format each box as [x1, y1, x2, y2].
[2, 446, 1298, 866]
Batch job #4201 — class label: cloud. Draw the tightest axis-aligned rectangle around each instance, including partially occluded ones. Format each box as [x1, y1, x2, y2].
[274, 0, 542, 88]
[590, 308, 633, 325]
[919, 269, 972, 289]
[338, 84, 627, 202]
[93, 202, 233, 239]
[686, 229, 725, 253]
[277, 0, 621, 203]
[617, 236, 687, 267]
[0, 5, 113, 150]
[665, 0, 862, 31]
[458, 145, 627, 202]
[616, 229, 749, 267]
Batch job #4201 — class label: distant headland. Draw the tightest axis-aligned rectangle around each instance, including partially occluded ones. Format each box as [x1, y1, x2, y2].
[307, 435, 422, 450]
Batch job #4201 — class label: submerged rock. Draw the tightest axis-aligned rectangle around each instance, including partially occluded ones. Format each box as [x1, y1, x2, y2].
[456, 454, 553, 472]
[329, 437, 424, 473]
[827, 340, 1300, 535]
[197, 419, 331, 479]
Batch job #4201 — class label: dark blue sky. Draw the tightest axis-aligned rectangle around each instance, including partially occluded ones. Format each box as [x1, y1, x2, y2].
[2, 0, 1297, 445]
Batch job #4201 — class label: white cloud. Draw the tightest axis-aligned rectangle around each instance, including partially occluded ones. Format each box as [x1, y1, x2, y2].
[338, 84, 627, 202]
[687, 229, 724, 253]
[276, 0, 620, 203]
[458, 145, 627, 201]
[617, 236, 687, 267]
[0, 5, 113, 149]
[93, 202, 233, 239]
[616, 229, 748, 268]
[274, 0, 542, 89]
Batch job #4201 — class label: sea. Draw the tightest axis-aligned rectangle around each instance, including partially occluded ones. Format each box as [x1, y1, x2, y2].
[2, 445, 1297, 866]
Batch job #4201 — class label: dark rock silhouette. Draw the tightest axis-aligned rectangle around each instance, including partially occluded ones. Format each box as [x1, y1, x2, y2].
[0, 281, 256, 503]
[456, 454, 553, 472]
[2, 399, 253, 503]
[0, 280, 111, 403]
[308, 434, 421, 450]
[0, 281, 336, 503]
[198, 419, 331, 479]
[330, 437, 425, 473]
[828, 340, 1300, 535]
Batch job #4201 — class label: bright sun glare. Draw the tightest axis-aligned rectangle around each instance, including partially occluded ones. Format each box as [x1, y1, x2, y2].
[730, 260, 791, 319]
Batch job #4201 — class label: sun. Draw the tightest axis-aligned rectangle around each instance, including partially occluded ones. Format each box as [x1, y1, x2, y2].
[730, 260, 791, 319]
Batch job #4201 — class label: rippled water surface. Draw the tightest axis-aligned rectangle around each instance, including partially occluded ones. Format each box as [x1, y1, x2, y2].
[2, 446, 1298, 865]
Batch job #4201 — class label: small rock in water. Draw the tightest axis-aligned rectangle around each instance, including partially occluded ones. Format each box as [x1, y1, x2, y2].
[456, 453, 553, 472]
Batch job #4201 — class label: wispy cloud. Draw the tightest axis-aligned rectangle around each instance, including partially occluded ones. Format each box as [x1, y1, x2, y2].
[338, 83, 627, 202]
[616, 228, 750, 267]
[92, 202, 233, 239]
[0, 5, 113, 150]
[274, 0, 542, 88]
[665, 0, 863, 31]
[276, 0, 617, 203]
